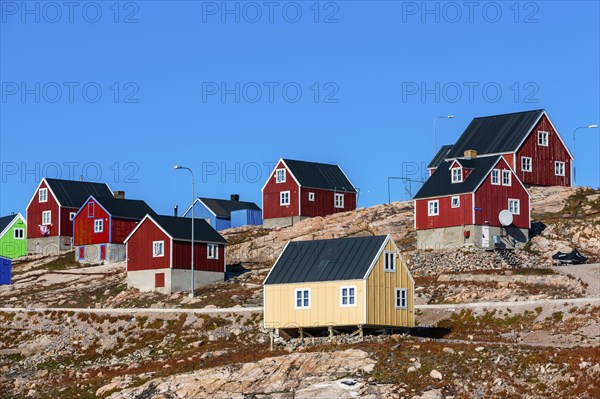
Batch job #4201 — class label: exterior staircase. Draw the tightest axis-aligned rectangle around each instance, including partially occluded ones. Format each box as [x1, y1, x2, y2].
[494, 249, 521, 268]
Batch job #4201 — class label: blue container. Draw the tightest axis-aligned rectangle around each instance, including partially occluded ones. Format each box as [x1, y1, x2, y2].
[0, 256, 12, 285]
[231, 209, 263, 228]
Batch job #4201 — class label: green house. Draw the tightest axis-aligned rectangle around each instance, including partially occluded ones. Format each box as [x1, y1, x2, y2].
[0, 213, 27, 259]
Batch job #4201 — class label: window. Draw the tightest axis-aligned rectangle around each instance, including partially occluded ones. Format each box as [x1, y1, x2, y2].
[395, 288, 408, 309]
[521, 157, 532, 172]
[94, 219, 104, 233]
[207, 244, 219, 259]
[508, 199, 520, 215]
[538, 131, 549, 146]
[555, 161, 565, 176]
[491, 169, 500, 185]
[69, 212, 77, 221]
[451, 196, 460, 208]
[153, 241, 164, 257]
[502, 170, 511, 186]
[88, 202, 95, 218]
[14, 228, 24, 239]
[280, 191, 290, 206]
[384, 251, 396, 272]
[39, 188, 48, 203]
[42, 211, 51, 225]
[334, 193, 344, 208]
[428, 200, 439, 216]
[308, 192, 315, 202]
[295, 289, 310, 309]
[340, 286, 356, 307]
[275, 168, 286, 183]
[451, 167, 463, 183]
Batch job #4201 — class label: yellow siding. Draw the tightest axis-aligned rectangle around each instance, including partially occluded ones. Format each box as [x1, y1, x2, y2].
[264, 279, 365, 329]
[365, 240, 415, 327]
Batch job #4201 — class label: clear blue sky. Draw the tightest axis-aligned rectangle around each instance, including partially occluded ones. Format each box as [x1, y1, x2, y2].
[1, 1, 599, 217]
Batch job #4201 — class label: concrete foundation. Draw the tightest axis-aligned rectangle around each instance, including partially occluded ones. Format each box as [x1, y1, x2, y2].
[263, 216, 308, 229]
[76, 243, 126, 265]
[127, 268, 224, 294]
[27, 236, 72, 255]
[417, 225, 529, 250]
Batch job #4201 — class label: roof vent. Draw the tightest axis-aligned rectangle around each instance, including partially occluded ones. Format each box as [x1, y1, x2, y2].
[464, 150, 477, 159]
[113, 190, 125, 199]
[230, 194, 240, 202]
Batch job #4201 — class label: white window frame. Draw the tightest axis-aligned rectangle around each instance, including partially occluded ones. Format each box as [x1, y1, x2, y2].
[508, 198, 520, 215]
[308, 192, 315, 202]
[38, 188, 48, 203]
[14, 228, 24, 240]
[94, 219, 104, 233]
[555, 161, 565, 176]
[294, 288, 311, 309]
[451, 196, 460, 208]
[42, 211, 51, 225]
[502, 170, 512, 186]
[207, 244, 219, 259]
[280, 191, 290, 206]
[395, 288, 408, 309]
[521, 157, 532, 172]
[334, 193, 344, 209]
[275, 168, 286, 183]
[384, 251, 396, 272]
[491, 169, 500, 185]
[152, 240, 164, 257]
[428, 200, 439, 216]
[340, 286, 356, 307]
[70, 212, 77, 221]
[451, 167, 463, 183]
[538, 130, 549, 146]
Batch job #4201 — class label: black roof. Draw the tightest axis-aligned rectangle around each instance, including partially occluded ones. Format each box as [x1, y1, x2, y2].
[188, 197, 261, 219]
[95, 197, 156, 221]
[45, 178, 113, 208]
[446, 110, 544, 158]
[428, 145, 454, 169]
[152, 215, 227, 244]
[0, 215, 18, 235]
[282, 159, 356, 192]
[414, 156, 501, 199]
[264, 235, 387, 285]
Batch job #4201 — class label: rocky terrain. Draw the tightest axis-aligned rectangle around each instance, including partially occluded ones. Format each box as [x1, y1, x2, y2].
[1, 186, 599, 398]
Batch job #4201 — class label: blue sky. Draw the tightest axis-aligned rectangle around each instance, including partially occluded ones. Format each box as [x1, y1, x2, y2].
[1, 1, 599, 216]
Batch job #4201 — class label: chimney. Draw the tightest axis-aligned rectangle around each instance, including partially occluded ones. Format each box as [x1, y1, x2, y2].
[113, 190, 125, 199]
[464, 150, 477, 159]
[230, 194, 240, 202]
[174, 205, 178, 217]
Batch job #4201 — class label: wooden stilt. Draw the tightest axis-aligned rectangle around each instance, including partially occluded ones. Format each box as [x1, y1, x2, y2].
[299, 327, 304, 343]
[328, 326, 334, 338]
[270, 329, 274, 351]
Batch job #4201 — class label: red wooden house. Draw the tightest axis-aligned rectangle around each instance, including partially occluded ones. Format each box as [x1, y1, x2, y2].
[124, 214, 227, 293]
[73, 195, 156, 264]
[26, 178, 113, 255]
[414, 154, 530, 250]
[262, 158, 358, 228]
[428, 110, 573, 186]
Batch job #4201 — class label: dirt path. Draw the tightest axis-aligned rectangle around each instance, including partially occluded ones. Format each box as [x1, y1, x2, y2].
[552, 263, 600, 297]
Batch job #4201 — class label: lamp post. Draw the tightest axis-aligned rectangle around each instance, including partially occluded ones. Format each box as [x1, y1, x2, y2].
[433, 115, 455, 155]
[573, 124, 598, 187]
[174, 165, 195, 297]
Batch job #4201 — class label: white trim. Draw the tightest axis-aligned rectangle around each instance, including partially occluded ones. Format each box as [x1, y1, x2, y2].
[294, 288, 311, 309]
[472, 156, 531, 199]
[280, 191, 291, 206]
[123, 214, 173, 243]
[25, 178, 113, 214]
[308, 192, 315, 201]
[555, 161, 566, 176]
[93, 218, 104, 233]
[537, 130, 549, 147]
[69, 212, 77, 221]
[275, 168, 286, 183]
[340, 285, 357, 308]
[427, 200, 439, 216]
[361, 235, 392, 280]
[152, 240, 165, 257]
[510, 110, 574, 160]
[13, 228, 25, 240]
[263, 241, 291, 285]
[0, 213, 26, 240]
[521, 156, 532, 172]
[395, 288, 408, 309]
[383, 250, 396, 272]
[502, 170, 512, 186]
[207, 243, 219, 259]
[389, 237, 415, 287]
[42, 210, 51, 225]
[334, 193, 345, 208]
[451, 196, 460, 208]
[508, 198, 521, 215]
[260, 158, 302, 192]
[451, 167, 463, 183]
[182, 198, 218, 218]
[471, 192, 476, 224]
[491, 169, 501, 185]
[448, 159, 463, 170]
[38, 188, 48, 203]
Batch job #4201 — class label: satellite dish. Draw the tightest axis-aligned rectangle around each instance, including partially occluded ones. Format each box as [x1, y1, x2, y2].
[499, 210, 513, 227]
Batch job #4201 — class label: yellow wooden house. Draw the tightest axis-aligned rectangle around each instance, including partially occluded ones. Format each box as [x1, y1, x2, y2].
[263, 234, 415, 335]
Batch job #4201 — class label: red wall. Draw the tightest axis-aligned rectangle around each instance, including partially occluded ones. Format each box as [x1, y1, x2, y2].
[300, 187, 357, 217]
[126, 218, 171, 271]
[27, 180, 61, 239]
[262, 161, 300, 219]
[415, 193, 473, 229]
[112, 219, 139, 243]
[60, 207, 78, 236]
[515, 114, 571, 186]
[172, 242, 225, 272]
[73, 199, 110, 245]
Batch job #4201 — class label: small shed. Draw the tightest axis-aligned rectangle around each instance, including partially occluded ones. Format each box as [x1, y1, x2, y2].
[183, 195, 262, 231]
[0, 256, 12, 285]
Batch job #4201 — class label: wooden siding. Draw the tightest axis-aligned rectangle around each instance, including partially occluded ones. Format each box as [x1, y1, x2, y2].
[172, 242, 225, 273]
[414, 193, 473, 230]
[299, 187, 357, 217]
[263, 279, 366, 329]
[59, 207, 78, 237]
[73, 199, 110, 245]
[262, 161, 300, 220]
[26, 180, 61, 239]
[126, 218, 171, 271]
[366, 240, 414, 327]
[112, 219, 139, 243]
[515, 114, 571, 186]
[0, 217, 27, 259]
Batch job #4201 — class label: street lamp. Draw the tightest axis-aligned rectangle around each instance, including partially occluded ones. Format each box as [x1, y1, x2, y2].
[174, 165, 195, 297]
[573, 124, 598, 187]
[433, 115, 455, 155]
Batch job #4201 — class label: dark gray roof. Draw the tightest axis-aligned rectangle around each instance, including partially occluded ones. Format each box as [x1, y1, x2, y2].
[153, 215, 227, 244]
[264, 235, 387, 285]
[0, 215, 18, 235]
[45, 178, 113, 208]
[191, 197, 261, 219]
[95, 197, 156, 221]
[428, 145, 454, 169]
[283, 159, 356, 192]
[446, 110, 544, 158]
[414, 156, 501, 199]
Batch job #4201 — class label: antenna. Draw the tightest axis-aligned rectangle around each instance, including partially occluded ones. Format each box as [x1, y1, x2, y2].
[499, 210, 513, 227]
[388, 177, 425, 203]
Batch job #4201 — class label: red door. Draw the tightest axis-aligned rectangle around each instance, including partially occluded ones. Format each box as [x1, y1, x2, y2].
[155, 273, 165, 288]
[78, 246, 85, 260]
[100, 245, 106, 261]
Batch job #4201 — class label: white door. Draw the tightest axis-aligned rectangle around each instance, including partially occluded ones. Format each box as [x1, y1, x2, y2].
[481, 225, 490, 248]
